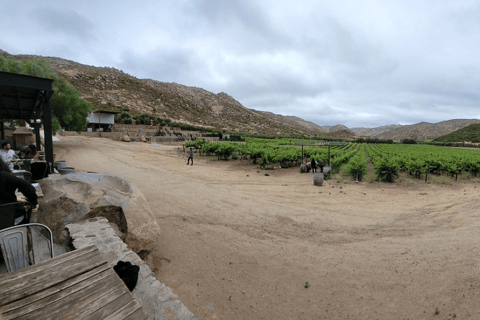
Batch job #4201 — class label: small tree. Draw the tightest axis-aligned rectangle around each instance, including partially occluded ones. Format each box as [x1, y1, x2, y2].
[0, 55, 92, 133]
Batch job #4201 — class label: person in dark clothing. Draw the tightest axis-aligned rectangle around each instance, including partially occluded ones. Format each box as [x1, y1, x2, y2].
[24, 144, 39, 160]
[311, 158, 317, 174]
[0, 160, 38, 225]
[187, 147, 194, 166]
[318, 158, 324, 173]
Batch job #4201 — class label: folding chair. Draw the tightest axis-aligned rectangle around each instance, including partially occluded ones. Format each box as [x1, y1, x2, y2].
[0, 223, 54, 272]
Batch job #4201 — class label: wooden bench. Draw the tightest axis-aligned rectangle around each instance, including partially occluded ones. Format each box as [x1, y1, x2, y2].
[0, 245, 147, 320]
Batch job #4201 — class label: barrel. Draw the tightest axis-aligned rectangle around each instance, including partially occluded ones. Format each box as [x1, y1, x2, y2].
[55, 160, 68, 170]
[300, 163, 307, 173]
[313, 173, 324, 186]
[58, 167, 75, 175]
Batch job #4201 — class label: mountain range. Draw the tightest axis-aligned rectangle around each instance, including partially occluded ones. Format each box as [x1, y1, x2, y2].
[3, 51, 479, 140]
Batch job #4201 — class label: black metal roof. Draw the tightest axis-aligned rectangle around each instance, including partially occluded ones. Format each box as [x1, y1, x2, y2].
[92, 110, 121, 114]
[0, 71, 54, 120]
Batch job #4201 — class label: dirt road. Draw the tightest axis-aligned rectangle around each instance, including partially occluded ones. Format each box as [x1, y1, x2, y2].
[54, 136, 480, 320]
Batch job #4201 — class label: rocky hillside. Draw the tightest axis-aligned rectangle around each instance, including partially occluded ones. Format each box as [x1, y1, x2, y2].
[350, 124, 403, 137]
[5, 53, 341, 137]
[359, 119, 480, 140]
[2, 52, 477, 140]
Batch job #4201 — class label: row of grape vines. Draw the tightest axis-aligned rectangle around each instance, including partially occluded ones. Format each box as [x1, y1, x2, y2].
[184, 138, 355, 171]
[365, 144, 480, 182]
[185, 140, 480, 182]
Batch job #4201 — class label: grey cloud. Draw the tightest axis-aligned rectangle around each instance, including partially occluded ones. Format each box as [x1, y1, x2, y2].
[2, 0, 480, 128]
[29, 8, 95, 41]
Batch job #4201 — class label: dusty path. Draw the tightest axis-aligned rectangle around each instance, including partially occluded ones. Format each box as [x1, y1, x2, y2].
[54, 136, 480, 320]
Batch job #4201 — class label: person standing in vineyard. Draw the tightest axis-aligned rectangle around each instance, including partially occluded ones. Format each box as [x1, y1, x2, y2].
[318, 158, 324, 173]
[187, 147, 194, 166]
[311, 158, 317, 173]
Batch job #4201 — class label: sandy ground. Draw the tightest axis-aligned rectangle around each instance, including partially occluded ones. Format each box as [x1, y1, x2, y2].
[54, 136, 480, 320]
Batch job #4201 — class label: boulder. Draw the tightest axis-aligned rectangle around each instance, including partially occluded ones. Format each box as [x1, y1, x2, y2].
[37, 172, 160, 254]
[122, 134, 130, 142]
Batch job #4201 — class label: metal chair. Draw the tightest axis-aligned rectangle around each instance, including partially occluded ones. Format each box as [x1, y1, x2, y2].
[0, 202, 33, 231]
[12, 170, 32, 183]
[0, 223, 54, 272]
[21, 159, 32, 172]
[0, 203, 17, 231]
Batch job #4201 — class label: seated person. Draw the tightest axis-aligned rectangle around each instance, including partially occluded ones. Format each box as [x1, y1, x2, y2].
[0, 142, 18, 171]
[24, 144, 39, 160]
[0, 160, 39, 225]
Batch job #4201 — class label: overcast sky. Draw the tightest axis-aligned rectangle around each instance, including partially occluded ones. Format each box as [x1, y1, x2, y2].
[2, 0, 480, 128]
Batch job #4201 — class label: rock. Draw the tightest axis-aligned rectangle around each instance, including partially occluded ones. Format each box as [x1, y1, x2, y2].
[66, 217, 198, 320]
[37, 172, 161, 254]
[140, 135, 146, 142]
[123, 134, 130, 142]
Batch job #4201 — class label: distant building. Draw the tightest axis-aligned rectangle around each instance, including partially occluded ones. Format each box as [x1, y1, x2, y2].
[86, 111, 120, 132]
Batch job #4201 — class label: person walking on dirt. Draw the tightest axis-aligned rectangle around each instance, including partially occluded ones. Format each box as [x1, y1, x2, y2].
[311, 158, 317, 174]
[187, 147, 194, 166]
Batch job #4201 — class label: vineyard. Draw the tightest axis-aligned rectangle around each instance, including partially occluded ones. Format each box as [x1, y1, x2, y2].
[184, 138, 480, 183]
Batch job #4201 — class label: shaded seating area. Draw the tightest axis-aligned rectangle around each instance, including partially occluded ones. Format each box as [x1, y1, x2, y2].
[0, 71, 55, 175]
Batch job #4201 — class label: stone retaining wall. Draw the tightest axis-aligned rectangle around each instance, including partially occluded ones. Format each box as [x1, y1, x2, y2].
[66, 217, 198, 320]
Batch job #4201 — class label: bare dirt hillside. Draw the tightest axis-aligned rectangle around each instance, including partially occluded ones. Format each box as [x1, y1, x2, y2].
[4, 52, 330, 137]
[351, 119, 480, 140]
[53, 136, 480, 320]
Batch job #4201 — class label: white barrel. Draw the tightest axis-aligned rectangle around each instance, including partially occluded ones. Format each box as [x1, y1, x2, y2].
[313, 173, 324, 186]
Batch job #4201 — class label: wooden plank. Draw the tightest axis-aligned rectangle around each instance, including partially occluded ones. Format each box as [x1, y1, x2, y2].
[0, 245, 98, 284]
[87, 296, 144, 320]
[74, 291, 137, 320]
[122, 306, 149, 320]
[0, 244, 147, 320]
[0, 254, 109, 308]
[100, 300, 138, 320]
[2, 266, 113, 317]
[18, 277, 127, 320]
[0, 250, 107, 305]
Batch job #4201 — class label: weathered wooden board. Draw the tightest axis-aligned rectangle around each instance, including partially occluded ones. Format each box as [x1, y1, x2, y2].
[0, 245, 147, 320]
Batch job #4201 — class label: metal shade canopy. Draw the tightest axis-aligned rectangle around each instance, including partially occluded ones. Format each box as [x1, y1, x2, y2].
[0, 71, 55, 173]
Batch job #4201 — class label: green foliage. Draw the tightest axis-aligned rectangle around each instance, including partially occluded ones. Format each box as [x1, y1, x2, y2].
[355, 137, 394, 144]
[51, 78, 92, 132]
[374, 158, 400, 182]
[215, 142, 237, 160]
[401, 139, 417, 144]
[405, 159, 426, 178]
[345, 152, 367, 181]
[0, 56, 92, 133]
[461, 158, 480, 177]
[434, 123, 480, 143]
[134, 113, 158, 125]
[115, 111, 133, 124]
